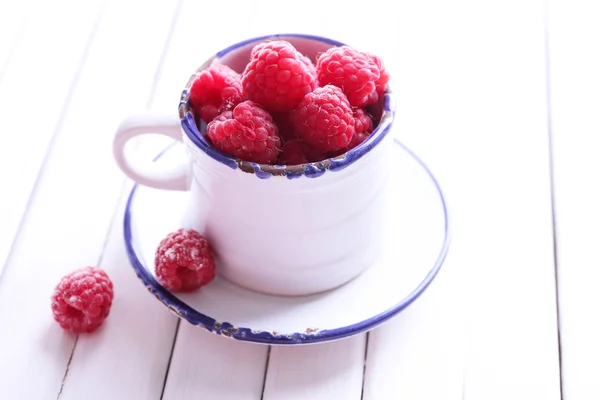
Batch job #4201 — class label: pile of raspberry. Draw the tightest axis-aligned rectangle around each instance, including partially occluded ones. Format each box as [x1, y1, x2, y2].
[188, 40, 389, 165]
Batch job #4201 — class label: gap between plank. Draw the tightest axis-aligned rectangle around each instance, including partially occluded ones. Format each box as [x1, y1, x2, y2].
[260, 346, 273, 399]
[360, 332, 370, 400]
[160, 320, 182, 400]
[56, 335, 79, 399]
[542, 0, 564, 398]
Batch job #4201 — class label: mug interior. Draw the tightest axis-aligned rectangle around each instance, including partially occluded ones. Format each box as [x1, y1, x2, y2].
[178, 33, 394, 179]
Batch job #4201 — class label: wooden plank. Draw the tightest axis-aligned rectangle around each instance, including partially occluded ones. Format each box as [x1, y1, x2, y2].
[162, 326, 269, 400]
[547, 0, 600, 398]
[153, 1, 274, 397]
[362, 258, 464, 400]
[0, 0, 102, 277]
[359, 0, 560, 399]
[59, 184, 179, 400]
[0, 0, 181, 398]
[262, 336, 366, 400]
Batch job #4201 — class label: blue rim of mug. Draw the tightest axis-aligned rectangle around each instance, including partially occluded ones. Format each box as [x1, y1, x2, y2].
[123, 139, 451, 345]
[177, 33, 395, 179]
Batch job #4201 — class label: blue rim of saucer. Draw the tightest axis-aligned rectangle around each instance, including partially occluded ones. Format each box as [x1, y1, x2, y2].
[123, 139, 451, 345]
[177, 33, 395, 180]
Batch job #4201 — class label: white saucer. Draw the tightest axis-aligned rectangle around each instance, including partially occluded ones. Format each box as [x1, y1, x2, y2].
[124, 139, 450, 345]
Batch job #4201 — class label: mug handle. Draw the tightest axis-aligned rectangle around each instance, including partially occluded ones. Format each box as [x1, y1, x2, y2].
[113, 113, 192, 191]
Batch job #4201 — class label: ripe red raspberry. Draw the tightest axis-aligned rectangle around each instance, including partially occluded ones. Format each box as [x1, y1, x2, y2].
[300, 54, 317, 80]
[207, 100, 281, 163]
[242, 41, 317, 112]
[51, 267, 114, 334]
[155, 228, 215, 292]
[291, 85, 355, 152]
[316, 46, 382, 107]
[353, 108, 374, 137]
[278, 139, 325, 165]
[346, 132, 369, 151]
[189, 64, 243, 123]
[366, 53, 389, 97]
[330, 109, 375, 156]
[271, 112, 299, 142]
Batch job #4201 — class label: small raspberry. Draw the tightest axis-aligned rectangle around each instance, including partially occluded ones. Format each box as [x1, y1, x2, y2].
[278, 139, 326, 165]
[316, 46, 382, 107]
[366, 53, 389, 96]
[330, 109, 375, 156]
[207, 100, 281, 163]
[189, 64, 243, 123]
[291, 85, 355, 152]
[346, 108, 374, 150]
[353, 108, 374, 137]
[155, 228, 215, 292]
[51, 267, 114, 334]
[242, 41, 317, 112]
[271, 112, 299, 142]
[346, 132, 370, 151]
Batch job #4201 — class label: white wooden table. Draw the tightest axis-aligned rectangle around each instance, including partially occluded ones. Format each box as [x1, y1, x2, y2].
[0, 0, 597, 398]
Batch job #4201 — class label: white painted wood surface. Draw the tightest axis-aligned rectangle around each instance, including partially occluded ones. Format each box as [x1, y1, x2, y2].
[0, 0, 103, 276]
[263, 335, 366, 400]
[547, 1, 600, 399]
[1, 0, 592, 397]
[163, 325, 269, 400]
[0, 0, 33, 77]
[54, 1, 183, 398]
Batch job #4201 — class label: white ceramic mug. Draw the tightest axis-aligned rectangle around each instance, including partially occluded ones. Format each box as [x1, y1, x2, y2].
[113, 34, 395, 296]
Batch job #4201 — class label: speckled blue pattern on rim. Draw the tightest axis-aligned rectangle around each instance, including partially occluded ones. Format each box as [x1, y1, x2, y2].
[123, 140, 451, 345]
[177, 33, 395, 179]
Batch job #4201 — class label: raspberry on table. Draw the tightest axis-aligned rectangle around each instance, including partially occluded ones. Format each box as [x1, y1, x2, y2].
[316, 46, 383, 107]
[278, 139, 326, 165]
[242, 40, 317, 112]
[207, 100, 281, 164]
[155, 228, 215, 292]
[51, 267, 114, 334]
[291, 85, 355, 152]
[188, 64, 243, 123]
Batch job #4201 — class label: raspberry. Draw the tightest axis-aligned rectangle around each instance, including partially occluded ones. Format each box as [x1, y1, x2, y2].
[189, 64, 243, 123]
[278, 139, 325, 165]
[353, 108, 374, 137]
[366, 53, 389, 97]
[271, 111, 299, 142]
[300, 54, 317, 80]
[51, 267, 114, 334]
[316, 46, 382, 107]
[291, 85, 355, 152]
[330, 109, 375, 156]
[155, 228, 215, 292]
[346, 132, 369, 151]
[207, 100, 281, 163]
[242, 41, 317, 112]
